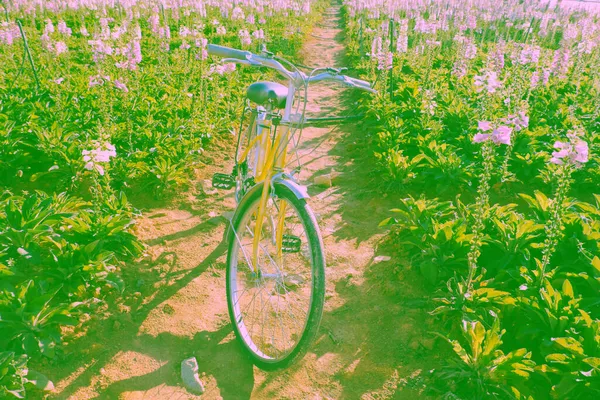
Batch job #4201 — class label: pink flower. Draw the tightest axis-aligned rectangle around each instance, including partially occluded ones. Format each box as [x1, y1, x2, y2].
[491, 126, 512, 145]
[474, 71, 502, 93]
[113, 79, 128, 92]
[478, 121, 492, 131]
[53, 77, 64, 84]
[377, 51, 393, 71]
[573, 141, 589, 163]
[224, 63, 236, 73]
[550, 139, 589, 165]
[473, 125, 512, 145]
[89, 74, 110, 87]
[180, 41, 191, 50]
[473, 133, 490, 143]
[54, 41, 68, 55]
[530, 71, 540, 88]
[57, 20, 72, 36]
[82, 142, 116, 176]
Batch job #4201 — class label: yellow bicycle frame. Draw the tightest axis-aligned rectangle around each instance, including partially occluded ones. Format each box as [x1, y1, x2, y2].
[237, 114, 290, 272]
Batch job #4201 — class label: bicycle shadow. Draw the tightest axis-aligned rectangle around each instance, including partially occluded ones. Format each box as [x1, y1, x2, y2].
[94, 327, 254, 400]
[41, 219, 255, 400]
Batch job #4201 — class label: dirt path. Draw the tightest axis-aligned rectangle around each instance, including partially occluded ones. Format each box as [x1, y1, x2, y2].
[48, 2, 444, 399]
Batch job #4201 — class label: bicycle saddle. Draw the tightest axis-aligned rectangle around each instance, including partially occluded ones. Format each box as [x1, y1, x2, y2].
[246, 81, 288, 109]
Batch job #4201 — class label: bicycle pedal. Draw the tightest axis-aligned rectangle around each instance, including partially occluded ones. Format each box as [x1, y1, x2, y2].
[212, 173, 235, 189]
[282, 234, 301, 253]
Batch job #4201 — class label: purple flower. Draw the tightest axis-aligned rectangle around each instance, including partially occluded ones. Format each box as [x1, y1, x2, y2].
[113, 79, 128, 92]
[474, 71, 502, 94]
[550, 139, 589, 165]
[54, 41, 68, 55]
[478, 121, 492, 131]
[491, 126, 512, 145]
[473, 124, 512, 145]
[89, 74, 110, 88]
[473, 133, 490, 143]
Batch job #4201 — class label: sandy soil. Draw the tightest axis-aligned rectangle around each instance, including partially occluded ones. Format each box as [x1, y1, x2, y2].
[42, 2, 447, 399]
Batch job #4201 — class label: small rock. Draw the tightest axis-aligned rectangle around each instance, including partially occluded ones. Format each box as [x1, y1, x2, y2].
[373, 255, 392, 263]
[181, 357, 205, 395]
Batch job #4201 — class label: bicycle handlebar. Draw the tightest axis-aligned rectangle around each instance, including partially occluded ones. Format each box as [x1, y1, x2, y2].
[344, 76, 374, 91]
[207, 44, 251, 61]
[207, 44, 377, 94]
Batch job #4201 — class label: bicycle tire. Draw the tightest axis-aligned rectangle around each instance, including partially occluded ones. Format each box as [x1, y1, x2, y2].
[225, 182, 325, 370]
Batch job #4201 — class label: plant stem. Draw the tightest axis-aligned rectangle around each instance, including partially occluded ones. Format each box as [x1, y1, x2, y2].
[537, 164, 572, 286]
[466, 140, 494, 290]
[17, 20, 40, 90]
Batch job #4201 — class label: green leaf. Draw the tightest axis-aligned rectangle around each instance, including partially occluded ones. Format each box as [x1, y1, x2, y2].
[420, 261, 438, 285]
[562, 279, 574, 298]
[578, 309, 592, 327]
[546, 353, 571, 364]
[5, 199, 22, 229]
[450, 339, 471, 365]
[104, 272, 125, 293]
[22, 333, 38, 354]
[553, 337, 584, 356]
[84, 239, 101, 255]
[583, 357, 600, 370]
[379, 217, 392, 227]
[25, 370, 54, 391]
[591, 256, 600, 273]
[38, 337, 56, 358]
[50, 314, 78, 326]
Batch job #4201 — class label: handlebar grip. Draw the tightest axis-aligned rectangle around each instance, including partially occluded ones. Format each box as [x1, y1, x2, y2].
[348, 77, 372, 88]
[207, 44, 251, 60]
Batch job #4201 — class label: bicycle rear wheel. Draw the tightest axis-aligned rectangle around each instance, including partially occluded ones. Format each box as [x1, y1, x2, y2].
[226, 182, 325, 370]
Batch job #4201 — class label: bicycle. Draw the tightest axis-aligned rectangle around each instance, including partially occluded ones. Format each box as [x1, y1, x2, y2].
[207, 43, 376, 370]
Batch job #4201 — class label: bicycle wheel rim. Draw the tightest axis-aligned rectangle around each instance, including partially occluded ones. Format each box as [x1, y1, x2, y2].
[228, 191, 317, 363]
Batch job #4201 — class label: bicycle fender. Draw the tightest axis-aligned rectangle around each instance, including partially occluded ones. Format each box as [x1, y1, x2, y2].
[272, 176, 310, 200]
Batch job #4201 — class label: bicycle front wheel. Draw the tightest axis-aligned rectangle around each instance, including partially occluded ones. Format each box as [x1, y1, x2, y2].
[226, 182, 325, 370]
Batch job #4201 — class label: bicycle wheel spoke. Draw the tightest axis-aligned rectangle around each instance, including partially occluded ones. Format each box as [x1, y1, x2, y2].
[227, 188, 322, 364]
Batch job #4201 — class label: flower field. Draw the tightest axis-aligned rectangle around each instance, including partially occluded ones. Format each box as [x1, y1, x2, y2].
[0, 0, 319, 397]
[2, 0, 600, 397]
[344, 0, 600, 398]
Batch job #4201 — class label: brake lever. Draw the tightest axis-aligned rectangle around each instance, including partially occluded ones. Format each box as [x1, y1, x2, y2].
[260, 44, 274, 58]
[326, 67, 348, 75]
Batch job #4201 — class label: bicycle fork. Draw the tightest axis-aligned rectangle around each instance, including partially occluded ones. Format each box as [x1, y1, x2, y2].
[244, 123, 290, 273]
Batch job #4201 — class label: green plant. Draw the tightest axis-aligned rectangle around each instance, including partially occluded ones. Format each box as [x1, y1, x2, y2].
[0, 351, 53, 398]
[434, 318, 536, 399]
